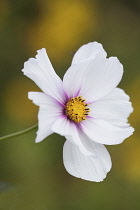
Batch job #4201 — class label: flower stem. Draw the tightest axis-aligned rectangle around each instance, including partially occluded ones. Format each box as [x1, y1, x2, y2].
[0, 124, 38, 141]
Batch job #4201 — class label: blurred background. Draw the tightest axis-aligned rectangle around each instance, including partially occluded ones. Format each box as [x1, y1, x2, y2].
[0, 0, 140, 209]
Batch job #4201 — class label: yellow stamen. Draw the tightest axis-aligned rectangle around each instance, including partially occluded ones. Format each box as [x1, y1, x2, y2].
[65, 96, 90, 123]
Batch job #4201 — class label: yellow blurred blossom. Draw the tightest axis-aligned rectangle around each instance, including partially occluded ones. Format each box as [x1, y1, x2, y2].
[121, 77, 140, 181]
[27, 0, 98, 62]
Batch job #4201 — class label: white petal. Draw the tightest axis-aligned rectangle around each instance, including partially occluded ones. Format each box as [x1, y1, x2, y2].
[63, 136, 111, 182]
[51, 117, 79, 146]
[63, 42, 107, 99]
[51, 117, 90, 155]
[72, 42, 107, 65]
[89, 88, 133, 122]
[63, 62, 87, 98]
[81, 118, 134, 145]
[29, 92, 63, 143]
[101, 87, 130, 101]
[22, 48, 66, 104]
[63, 56, 123, 101]
[79, 57, 123, 102]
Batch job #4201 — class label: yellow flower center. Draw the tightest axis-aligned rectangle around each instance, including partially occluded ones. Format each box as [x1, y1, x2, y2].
[65, 96, 90, 123]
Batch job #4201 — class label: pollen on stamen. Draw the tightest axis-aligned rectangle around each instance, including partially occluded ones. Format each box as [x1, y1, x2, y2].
[65, 96, 90, 123]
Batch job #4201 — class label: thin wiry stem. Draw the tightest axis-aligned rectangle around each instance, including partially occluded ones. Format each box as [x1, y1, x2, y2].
[0, 124, 38, 141]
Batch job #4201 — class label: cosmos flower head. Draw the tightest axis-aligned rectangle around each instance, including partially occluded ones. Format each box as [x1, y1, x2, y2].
[22, 42, 134, 182]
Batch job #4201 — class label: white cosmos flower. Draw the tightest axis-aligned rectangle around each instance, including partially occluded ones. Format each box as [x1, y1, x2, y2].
[22, 42, 134, 182]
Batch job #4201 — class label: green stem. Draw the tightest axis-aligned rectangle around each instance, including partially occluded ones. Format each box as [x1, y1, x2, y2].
[0, 124, 38, 141]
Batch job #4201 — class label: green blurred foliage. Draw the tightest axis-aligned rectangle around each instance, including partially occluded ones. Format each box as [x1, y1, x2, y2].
[0, 0, 140, 209]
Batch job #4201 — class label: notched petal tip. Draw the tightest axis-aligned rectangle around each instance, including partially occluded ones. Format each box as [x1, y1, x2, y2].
[129, 102, 134, 115]
[36, 48, 47, 57]
[130, 126, 135, 134]
[35, 133, 44, 143]
[27, 92, 41, 106]
[37, 48, 46, 53]
[28, 91, 34, 100]
[35, 136, 42, 143]
[71, 41, 107, 65]
[107, 56, 124, 74]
